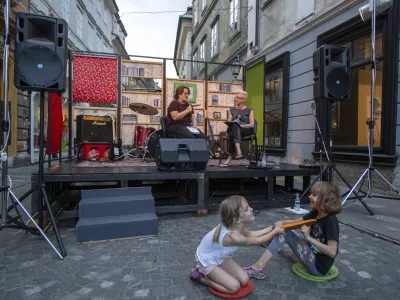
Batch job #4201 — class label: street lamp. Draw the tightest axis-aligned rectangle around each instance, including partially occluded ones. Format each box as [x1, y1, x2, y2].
[359, 0, 392, 22]
[231, 56, 241, 80]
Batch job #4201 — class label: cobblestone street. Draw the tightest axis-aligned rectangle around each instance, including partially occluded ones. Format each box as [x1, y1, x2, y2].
[1, 207, 400, 300]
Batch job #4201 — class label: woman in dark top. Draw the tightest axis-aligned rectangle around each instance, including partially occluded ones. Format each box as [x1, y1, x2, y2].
[220, 90, 255, 167]
[167, 86, 205, 139]
[243, 181, 342, 279]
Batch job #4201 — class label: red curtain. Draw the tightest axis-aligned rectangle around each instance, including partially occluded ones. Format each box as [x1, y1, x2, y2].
[72, 55, 118, 104]
[46, 93, 63, 155]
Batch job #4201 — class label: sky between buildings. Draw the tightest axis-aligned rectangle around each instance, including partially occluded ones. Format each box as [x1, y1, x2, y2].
[117, 0, 193, 79]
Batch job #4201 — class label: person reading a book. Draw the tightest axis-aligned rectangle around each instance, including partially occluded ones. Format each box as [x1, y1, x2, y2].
[166, 86, 206, 139]
[220, 90, 254, 167]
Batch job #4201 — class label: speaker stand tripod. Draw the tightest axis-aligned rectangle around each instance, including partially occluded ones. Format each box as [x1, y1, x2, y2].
[342, 0, 400, 207]
[299, 100, 374, 215]
[0, 91, 66, 259]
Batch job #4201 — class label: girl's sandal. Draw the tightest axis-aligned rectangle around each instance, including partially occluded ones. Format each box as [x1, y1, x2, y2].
[189, 268, 205, 281]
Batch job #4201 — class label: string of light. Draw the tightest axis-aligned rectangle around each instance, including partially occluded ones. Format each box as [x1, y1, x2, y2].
[120, 6, 251, 17]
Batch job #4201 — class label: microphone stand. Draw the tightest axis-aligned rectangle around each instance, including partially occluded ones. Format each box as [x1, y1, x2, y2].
[65, 133, 96, 162]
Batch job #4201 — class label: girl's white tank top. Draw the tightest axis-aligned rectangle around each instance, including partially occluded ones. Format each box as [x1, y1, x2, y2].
[196, 225, 240, 267]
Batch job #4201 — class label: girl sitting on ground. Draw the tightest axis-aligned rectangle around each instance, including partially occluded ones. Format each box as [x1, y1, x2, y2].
[243, 181, 342, 279]
[190, 195, 284, 294]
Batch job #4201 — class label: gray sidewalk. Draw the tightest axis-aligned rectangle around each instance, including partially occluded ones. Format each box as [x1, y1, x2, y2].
[1, 166, 400, 299]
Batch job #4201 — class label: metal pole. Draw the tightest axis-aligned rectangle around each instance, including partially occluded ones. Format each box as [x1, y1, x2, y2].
[47, 93, 51, 168]
[38, 91, 45, 228]
[366, 0, 377, 198]
[68, 54, 73, 159]
[1, 0, 11, 227]
[162, 59, 166, 116]
[116, 56, 121, 140]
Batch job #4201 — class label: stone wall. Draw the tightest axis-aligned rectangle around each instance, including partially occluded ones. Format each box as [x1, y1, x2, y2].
[15, 92, 30, 167]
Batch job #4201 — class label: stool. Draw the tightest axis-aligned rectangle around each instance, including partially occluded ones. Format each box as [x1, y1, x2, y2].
[208, 280, 254, 299]
[291, 261, 339, 282]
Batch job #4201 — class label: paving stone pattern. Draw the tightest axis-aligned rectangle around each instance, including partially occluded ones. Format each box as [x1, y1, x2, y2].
[1, 209, 400, 300]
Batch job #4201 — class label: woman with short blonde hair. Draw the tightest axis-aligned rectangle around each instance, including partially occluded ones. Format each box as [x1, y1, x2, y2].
[220, 90, 254, 167]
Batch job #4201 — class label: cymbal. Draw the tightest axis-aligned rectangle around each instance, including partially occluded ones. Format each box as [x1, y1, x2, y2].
[129, 103, 158, 116]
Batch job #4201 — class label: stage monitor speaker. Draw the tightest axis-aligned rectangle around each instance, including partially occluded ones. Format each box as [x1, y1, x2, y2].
[14, 13, 68, 92]
[76, 115, 113, 144]
[313, 45, 350, 101]
[156, 138, 209, 171]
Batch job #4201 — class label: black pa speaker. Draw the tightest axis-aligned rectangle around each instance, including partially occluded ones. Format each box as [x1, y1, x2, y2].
[14, 13, 68, 92]
[76, 115, 114, 144]
[313, 45, 350, 101]
[156, 138, 210, 171]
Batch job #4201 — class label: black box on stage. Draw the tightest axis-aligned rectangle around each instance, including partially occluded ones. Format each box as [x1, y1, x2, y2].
[76, 115, 113, 144]
[156, 138, 209, 171]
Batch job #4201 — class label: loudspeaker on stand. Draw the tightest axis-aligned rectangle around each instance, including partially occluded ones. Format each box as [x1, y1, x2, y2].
[14, 13, 68, 92]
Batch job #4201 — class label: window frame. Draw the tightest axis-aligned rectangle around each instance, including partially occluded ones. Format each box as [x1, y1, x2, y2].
[96, 34, 102, 52]
[61, 0, 69, 22]
[77, 6, 83, 39]
[97, 0, 102, 15]
[229, 0, 240, 38]
[199, 35, 206, 71]
[201, 0, 207, 11]
[211, 17, 219, 58]
[193, 0, 198, 26]
[104, 3, 108, 25]
[192, 48, 198, 79]
[88, 23, 94, 50]
[315, 7, 399, 164]
[263, 51, 290, 155]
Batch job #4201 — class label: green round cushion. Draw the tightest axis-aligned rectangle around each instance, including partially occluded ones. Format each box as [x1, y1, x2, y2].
[291, 262, 339, 282]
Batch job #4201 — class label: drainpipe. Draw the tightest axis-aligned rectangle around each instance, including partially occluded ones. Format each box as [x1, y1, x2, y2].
[255, 0, 259, 48]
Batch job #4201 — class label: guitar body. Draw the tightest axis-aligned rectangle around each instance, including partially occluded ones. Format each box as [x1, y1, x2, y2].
[109, 139, 124, 161]
[282, 219, 317, 230]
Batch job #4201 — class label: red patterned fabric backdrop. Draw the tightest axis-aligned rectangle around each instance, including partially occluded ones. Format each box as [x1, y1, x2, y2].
[46, 93, 63, 155]
[72, 55, 118, 104]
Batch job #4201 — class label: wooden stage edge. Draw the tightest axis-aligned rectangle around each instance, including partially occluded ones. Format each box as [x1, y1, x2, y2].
[30, 161, 319, 215]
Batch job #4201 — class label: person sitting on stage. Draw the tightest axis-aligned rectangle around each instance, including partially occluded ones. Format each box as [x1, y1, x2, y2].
[166, 86, 205, 139]
[219, 90, 255, 167]
[189, 195, 284, 294]
[243, 181, 342, 279]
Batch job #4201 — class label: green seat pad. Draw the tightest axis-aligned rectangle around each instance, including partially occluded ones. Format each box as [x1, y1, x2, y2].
[291, 262, 339, 282]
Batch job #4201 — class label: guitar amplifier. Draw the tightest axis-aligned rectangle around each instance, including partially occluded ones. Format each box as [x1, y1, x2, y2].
[76, 115, 113, 144]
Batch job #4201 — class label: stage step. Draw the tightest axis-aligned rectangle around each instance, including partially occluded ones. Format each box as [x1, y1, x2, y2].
[76, 186, 158, 243]
[79, 195, 154, 218]
[76, 213, 158, 243]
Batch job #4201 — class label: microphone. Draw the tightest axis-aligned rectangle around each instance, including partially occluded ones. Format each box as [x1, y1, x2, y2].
[90, 132, 96, 136]
[311, 101, 315, 110]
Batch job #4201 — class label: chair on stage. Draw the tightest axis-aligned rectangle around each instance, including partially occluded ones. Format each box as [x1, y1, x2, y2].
[218, 120, 258, 165]
[160, 116, 180, 138]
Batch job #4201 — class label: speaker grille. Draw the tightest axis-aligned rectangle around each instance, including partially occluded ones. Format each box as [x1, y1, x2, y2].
[326, 68, 350, 98]
[16, 46, 63, 88]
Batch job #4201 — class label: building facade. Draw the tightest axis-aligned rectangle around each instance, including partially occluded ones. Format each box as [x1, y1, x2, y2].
[191, 0, 248, 81]
[27, 0, 128, 164]
[245, 0, 400, 192]
[0, 0, 31, 167]
[174, 7, 193, 79]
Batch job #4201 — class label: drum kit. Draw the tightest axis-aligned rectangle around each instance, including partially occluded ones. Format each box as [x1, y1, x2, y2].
[119, 102, 161, 161]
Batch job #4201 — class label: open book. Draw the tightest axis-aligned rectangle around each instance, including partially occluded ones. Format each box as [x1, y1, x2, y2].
[224, 119, 241, 127]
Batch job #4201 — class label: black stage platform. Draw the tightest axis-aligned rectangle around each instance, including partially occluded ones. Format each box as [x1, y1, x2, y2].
[30, 161, 319, 222]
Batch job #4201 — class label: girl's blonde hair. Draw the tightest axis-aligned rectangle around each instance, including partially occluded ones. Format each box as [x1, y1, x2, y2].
[311, 181, 342, 214]
[212, 195, 245, 243]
